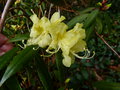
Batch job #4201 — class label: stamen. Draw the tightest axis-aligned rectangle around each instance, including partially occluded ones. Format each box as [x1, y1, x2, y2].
[46, 47, 60, 54]
[18, 44, 25, 49]
[41, 54, 53, 57]
[48, 3, 54, 19]
[71, 50, 95, 59]
[31, 9, 35, 14]
[33, 46, 39, 50]
[18, 40, 27, 49]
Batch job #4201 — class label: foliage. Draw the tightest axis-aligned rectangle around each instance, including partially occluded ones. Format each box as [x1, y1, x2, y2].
[0, 0, 120, 90]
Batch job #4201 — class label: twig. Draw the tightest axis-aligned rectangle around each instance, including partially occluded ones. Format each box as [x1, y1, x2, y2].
[5, 15, 25, 21]
[59, 7, 78, 13]
[94, 70, 103, 81]
[96, 31, 120, 59]
[0, 0, 15, 32]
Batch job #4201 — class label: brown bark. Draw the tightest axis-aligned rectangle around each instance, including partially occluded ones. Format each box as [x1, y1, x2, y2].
[0, 0, 15, 32]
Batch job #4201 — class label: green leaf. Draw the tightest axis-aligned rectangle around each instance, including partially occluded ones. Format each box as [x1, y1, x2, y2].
[0, 47, 19, 70]
[115, 25, 120, 29]
[35, 53, 53, 90]
[96, 17, 103, 34]
[9, 33, 29, 42]
[81, 69, 89, 80]
[5, 76, 22, 90]
[79, 7, 95, 14]
[84, 9, 99, 29]
[58, 87, 65, 90]
[103, 12, 112, 30]
[0, 46, 36, 86]
[55, 51, 65, 83]
[76, 73, 82, 80]
[0, 85, 7, 90]
[93, 81, 120, 90]
[67, 14, 88, 29]
[85, 24, 95, 42]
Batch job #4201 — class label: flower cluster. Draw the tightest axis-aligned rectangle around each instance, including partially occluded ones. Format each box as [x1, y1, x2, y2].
[27, 12, 92, 67]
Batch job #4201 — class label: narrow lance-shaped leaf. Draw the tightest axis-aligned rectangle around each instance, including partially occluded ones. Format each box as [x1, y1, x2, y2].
[55, 51, 65, 83]
[0, 47, 19, 70]
[85, 24, 95, 42]
[84, 9, 99, 29]
[67, 14, 88, 29]
[0, 46, 36, 86]
[35, 53, 53, 90]
[9, 33, 29, 42]
[93, 81, 120, 90]
[79, 7, 95, 14]
[5, 76, 22, 90]
[95, 17, 103, 34]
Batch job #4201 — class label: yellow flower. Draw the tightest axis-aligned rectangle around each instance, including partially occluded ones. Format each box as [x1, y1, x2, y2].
[27, 12, 93, 67]
[46, 12, 68, 53]
[27, 12, 67, 48]
[47, 22, 87, 67]
[27, 14, 51, 48]
[58, 23, 86, 67]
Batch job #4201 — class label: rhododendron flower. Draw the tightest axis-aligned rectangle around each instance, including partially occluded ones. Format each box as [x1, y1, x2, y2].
[46, 12, 68, 53]
[27, 12, 94, 67]
[58, 23, 86, 67]
[27, 12, 66, 48]
[27, 14, 51, 48]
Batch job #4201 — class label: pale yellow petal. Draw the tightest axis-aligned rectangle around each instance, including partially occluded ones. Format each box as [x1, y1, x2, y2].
[38, 33, 51, 48]
[71, 40, 86, 53]
[50, 12, 60, 22]
[73, 23, 83, 31]
[30, 14, 39, 24]
[59, 28, 80, 55]
[30, 14, 42, 37]
[62, 53, 75, 67]
[50, 12, 65, 24]
[27, 32, 51, 48]
[72, 23, 86, 39]
[62, 55, 72, 67]
[30, 24, 43, 38]
[27, 37, 39, 46]
[40, 17, 50, 30]
[47, 22, 68, 52]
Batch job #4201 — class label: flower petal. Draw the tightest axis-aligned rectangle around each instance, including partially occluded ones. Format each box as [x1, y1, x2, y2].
[30, 14, 42, 37]
[30, 14, 50, 38]
[62, 55, 72, 67]
[71, 40, 86, 53]
[47, 23, 68, 50]
[27, 32, 51, 48]
[37, 33, 51, 48]
[72, 23, 86, 39]
[50, 12, 66, 24]
[59, 27, 81, 55]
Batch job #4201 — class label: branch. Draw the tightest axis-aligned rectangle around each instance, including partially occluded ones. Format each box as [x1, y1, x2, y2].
[96, 31, 120, 59]
[93, 69, 103, 81]
[0, 0, 15, 32]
